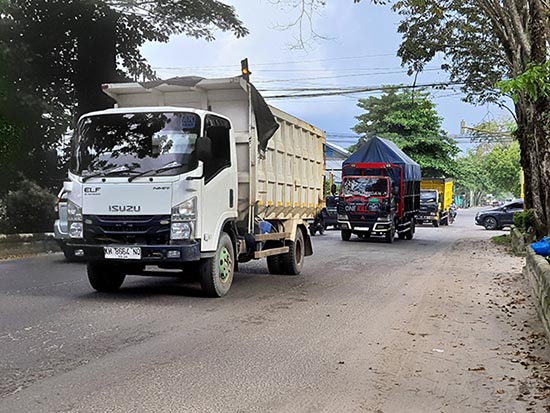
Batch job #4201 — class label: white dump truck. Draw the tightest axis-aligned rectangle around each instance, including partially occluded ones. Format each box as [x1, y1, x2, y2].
[64, 76, 325, 296]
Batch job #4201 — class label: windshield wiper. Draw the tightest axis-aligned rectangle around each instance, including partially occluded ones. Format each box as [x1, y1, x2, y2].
[127, 161, 183, 182]
[82, 166, 137, 183]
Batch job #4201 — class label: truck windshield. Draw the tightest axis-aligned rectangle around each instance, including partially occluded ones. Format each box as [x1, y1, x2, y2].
[70, 112, 201, 177]
[421, 190, 438, 203]
[341, 177, 388, 197]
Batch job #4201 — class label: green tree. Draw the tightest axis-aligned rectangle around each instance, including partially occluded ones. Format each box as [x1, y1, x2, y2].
[350, 88, 459, 177]
[287, 0, 550, 234]
[0, 0, 248, 190]
[456, 140, 521, 206]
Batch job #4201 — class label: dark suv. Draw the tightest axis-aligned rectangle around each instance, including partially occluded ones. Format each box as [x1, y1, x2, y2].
[475, 200, 524, 230]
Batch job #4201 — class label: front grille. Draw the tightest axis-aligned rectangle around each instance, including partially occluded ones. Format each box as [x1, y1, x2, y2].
[84, 215, 171, 245]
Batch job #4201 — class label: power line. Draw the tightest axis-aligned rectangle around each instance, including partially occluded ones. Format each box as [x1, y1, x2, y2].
[151, 53, 397, 71]
[263, 81, 465, 99]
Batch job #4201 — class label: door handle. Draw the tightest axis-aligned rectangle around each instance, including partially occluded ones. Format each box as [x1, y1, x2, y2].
[229, 189, 234, 208]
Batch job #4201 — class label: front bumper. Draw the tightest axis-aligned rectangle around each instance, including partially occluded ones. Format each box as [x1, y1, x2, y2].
[417, 213, 438, 221]
[67, 241, 201, 263]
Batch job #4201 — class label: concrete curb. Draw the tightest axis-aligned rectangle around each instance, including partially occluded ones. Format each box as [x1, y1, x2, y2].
[0, 233, 61, 258]
[524, 247, 550, 341]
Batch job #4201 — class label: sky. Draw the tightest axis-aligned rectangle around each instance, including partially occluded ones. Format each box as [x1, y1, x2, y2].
[141, 0, 510, 152]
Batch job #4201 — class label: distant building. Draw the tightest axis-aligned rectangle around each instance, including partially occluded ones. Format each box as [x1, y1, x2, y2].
[326, 141, 351, 184]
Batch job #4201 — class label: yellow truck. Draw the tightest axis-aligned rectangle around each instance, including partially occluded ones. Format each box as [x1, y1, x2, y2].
[417, 178, 454, 227]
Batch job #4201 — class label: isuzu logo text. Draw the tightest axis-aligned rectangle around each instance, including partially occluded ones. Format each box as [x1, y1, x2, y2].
[108, 205, 142, 212]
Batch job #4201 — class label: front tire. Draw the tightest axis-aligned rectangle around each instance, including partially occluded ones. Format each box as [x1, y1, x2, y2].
[483, 216, 498, 230]
[341, 229, 352, 241]
[87, 262, 126, 292]
[385, 225, 395, 243]
[200, 232, 235, 297]
[281, 229, 305, 275]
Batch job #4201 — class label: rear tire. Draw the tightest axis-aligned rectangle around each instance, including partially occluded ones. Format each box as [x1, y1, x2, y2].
[341, 229, 352, 241]
[87, 262, 126, 292]
[200, 232, 234, 297]
[281, 229, 305, 275]
[267, 255, 283, 274]
[404, 219, 415, 240]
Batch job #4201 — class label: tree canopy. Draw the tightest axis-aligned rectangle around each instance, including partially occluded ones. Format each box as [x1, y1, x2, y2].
[0, 0, 247, 190]
[455, 117, 521, 204]
[350, 88, 459, 177]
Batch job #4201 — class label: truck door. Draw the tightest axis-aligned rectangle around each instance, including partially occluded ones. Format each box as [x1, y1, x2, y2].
[201, 115, 237, 251]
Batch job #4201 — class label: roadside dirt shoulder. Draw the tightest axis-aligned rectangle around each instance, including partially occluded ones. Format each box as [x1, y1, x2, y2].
[374, 238, 550, 412]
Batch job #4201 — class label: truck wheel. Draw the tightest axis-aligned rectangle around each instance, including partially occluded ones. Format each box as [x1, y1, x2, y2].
[267, 255, 283, 274]
[281, 229, 305, 275]
[385, 226, 395, 243]
[200, 232, 234, 297]
[87, 262, 126, 292]
[341, 230, 352, 241]
[405, 220, 415, 240]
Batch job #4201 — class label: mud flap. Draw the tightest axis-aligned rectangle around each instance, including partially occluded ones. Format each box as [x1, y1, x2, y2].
[303, 229, 313, 256]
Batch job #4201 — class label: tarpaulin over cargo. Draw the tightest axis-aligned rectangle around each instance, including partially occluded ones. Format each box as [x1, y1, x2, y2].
[343, 137, 421, 181]
[139, 76, 279, 152]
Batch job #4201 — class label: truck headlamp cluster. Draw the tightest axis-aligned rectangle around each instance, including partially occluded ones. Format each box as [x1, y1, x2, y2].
[171, 198, 196, 240]
[171, 197, 196, 221]
[67, 200, 83, 238]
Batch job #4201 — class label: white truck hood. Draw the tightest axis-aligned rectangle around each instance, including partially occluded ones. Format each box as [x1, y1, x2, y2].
[82, 183, 172, 215]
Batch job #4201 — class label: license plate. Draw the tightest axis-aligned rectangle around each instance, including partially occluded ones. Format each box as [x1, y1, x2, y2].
[104, 246, 141, 260]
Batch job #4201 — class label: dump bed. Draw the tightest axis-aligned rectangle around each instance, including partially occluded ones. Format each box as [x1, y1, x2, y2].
[421, 178, 453, 210]
[101, 76, 325, 229]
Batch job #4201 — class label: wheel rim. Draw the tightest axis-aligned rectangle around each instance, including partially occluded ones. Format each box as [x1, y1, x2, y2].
[296, 239, 303, 265]
[218, 246, 232, 283]
[485, 217, 497, 229]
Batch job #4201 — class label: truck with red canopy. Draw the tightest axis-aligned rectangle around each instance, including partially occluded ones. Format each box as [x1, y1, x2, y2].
[337, 137, 421, 243]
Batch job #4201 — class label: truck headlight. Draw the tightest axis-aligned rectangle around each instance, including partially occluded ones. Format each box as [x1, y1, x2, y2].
[172, 197, 196, 222]
[67, 200, 82, 222]
[69, 222, 83, 238]
[171, 222, 193, 240]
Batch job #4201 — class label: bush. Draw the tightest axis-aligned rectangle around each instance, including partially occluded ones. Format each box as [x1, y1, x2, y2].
[3, 179, 56, 233]
[514, 209, 536, 233]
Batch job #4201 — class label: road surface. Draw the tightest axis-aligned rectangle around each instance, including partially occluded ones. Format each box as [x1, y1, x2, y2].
[1, 209, 549, 412]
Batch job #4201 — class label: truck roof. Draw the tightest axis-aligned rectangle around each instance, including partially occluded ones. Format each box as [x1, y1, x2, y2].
[79, 106, 228, 123]
[101, 76, 245, 99]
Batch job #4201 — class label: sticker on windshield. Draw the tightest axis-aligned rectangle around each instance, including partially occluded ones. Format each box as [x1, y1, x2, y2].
[181, 115, 197, 129]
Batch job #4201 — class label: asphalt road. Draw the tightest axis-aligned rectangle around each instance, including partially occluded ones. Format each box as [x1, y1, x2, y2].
[0, 209, 540, 412]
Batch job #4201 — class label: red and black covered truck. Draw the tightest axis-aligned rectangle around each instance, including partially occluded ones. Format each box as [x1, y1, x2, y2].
[337, 137, 421, 243]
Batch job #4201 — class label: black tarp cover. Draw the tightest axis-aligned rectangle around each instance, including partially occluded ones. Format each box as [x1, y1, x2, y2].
[139, 76, 279, 153]
[343, 137, 421, 182]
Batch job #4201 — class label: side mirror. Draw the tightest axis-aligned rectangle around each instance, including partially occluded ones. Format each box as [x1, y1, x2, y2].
[45, 149, 58, 172]
[195, 136, 212, 162]
[330, 183, 337, 196]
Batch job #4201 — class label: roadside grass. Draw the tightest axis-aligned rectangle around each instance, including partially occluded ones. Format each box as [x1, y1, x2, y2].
[492, 234, 512, 246]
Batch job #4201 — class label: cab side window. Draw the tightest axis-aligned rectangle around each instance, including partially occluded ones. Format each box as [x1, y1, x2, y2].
[204, 115, 231, 183]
